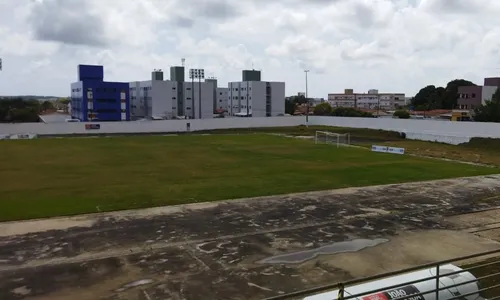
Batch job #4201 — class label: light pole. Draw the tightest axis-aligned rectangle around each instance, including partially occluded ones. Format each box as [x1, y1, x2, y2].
[304, 70, 310, 124]
[189, 69, 204, 119]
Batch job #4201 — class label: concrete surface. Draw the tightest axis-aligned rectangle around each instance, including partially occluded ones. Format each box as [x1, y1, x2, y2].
[2, 175, 500, 299]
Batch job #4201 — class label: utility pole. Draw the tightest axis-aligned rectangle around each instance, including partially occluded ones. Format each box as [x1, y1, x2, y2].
[198, 77, 202, 119]
[246, 81, 249, 117]
[189, 69, 204, 119]
[304, 70, 310, 124]
[189, 69, 195, 119]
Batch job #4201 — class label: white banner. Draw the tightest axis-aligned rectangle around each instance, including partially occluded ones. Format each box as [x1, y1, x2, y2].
[371, 145, 388, 153]
[1, 133, 38, 140]
[371, 145, 405, 155]
[387, 146, 405, 155]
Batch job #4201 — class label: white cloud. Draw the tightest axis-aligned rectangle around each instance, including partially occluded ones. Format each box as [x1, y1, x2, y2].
[0, 0, 500, 97]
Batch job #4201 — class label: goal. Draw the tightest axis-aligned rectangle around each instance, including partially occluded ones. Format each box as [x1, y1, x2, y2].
[315, 131, 350, 148]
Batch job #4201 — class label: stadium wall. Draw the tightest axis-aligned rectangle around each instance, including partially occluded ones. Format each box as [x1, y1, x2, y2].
[0, 117, 305, 136]
[2, 116, 500, 144]
[310, 117, 500, 144]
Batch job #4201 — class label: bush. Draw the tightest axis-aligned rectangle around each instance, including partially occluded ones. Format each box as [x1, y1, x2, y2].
[330, 107, 374, 118]
[313, 102, 333, 115]
[393, 109, 410, 119]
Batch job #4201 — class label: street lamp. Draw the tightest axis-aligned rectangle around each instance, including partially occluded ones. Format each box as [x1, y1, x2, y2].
[189, 68, 205, 119]
[304, 70, 310, 124]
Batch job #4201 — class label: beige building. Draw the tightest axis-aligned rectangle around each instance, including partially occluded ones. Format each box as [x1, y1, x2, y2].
[328, 89, 405, 110]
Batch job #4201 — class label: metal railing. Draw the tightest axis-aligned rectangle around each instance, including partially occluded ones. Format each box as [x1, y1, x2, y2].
[263, 248, 500, 300]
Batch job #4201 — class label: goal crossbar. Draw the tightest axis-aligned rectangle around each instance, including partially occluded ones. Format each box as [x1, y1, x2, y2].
[314, 131, 350, 148]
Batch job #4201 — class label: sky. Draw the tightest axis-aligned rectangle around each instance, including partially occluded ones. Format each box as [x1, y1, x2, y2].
[0, 0, 500, 98]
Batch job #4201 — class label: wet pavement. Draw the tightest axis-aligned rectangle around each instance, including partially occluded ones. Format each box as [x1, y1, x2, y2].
[1, 175, 500, 300]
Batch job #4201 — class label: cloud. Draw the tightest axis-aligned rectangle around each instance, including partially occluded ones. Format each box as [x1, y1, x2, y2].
[28, 0, 108, 47]
[0, 0, 499, 98]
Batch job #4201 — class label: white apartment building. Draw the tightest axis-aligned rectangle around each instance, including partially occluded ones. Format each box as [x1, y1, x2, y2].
[129, 79, 214, 120]
[182, 81, 214, 119]
[228, 81, 285, 117]
[216, 87, 229, 111]
[328, 89, 405, 110]
[129, 80, 176, 119]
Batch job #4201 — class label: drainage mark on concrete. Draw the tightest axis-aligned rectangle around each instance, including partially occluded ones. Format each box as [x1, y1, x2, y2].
[258, 238, 389, 264]
[115, 279, 154, 292]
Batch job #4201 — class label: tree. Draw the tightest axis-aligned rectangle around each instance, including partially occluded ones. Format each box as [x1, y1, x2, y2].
[412, 79, 476, 110]
[474, 88, 500, 122]
[331, 107, 374, 118]
[0, 98, 42, 123]
[285, 95, 308, 115]
[60, 98, 70, 105]
[442, 79, 476, 109]
[285, 99, 297, 115]
[393, 109, 410, 119]
[41, 100, 54, 111]
[313, 102, 332, 115]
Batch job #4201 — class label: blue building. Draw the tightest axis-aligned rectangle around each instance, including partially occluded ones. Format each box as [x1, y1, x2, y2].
[70, 65, 130, 122]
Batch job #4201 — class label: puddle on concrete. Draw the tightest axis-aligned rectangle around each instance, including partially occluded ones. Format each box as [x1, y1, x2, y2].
[115, 279, 154, 292]
[259, 238, 389, 264]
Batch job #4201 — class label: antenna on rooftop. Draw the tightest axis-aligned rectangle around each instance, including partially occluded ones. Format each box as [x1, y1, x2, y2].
[181, 58, 185, 67]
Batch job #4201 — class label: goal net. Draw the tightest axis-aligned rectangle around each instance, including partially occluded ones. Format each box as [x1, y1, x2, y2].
[315, 131, 350, 148]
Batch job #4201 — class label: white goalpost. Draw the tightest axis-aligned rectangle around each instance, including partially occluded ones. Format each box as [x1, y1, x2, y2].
[315, 131, 350, 148]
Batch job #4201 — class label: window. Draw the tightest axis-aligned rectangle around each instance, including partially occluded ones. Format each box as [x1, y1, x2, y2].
[186, 87, 191, 90]
[172, 87, 176, 90]
[172, 97, 176, 99]
[186, 107, 191, 110]
[472, 93, 476, 97]
[219, 92, 223, 95]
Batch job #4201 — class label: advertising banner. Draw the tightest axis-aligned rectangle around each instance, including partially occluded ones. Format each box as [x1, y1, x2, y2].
[387, 147, 405, 155]
[371, 145, 389, 153]
[85, 124, 101, 130]
[372, 145, 405, 155]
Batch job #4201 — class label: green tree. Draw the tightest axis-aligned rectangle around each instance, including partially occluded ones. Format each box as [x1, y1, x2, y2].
[60, 98, 70, 105]
[285, 95, 308, 115]
[442, 79, 476, 109]
[393, 109, 410, 119]
[41, 100, 54, 111]
[285, 99, 297, 115]
[331, 107, 374, 118]
[412, 79, 475, 110]
[0, 98, 42, 123]
[313, 102, 332, 115]
[474, 88, 500, 122]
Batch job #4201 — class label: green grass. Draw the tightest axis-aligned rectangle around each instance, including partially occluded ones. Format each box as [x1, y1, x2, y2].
[0, 134, 497, 221]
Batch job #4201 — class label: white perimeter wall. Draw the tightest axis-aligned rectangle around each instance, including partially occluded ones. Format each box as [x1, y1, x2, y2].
[0, 117, 305, 136]
[4, 116, 500, 144]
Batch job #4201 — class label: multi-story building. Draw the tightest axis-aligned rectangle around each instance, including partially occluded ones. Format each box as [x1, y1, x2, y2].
[70, 64, 130, 122]
[328, 89, 356, 108]
[227, 70, 285, 117]
[228, 81, 285, 117]
[328, 89, 405, 110]
[129, 68, 214, 120]
[457, 78, 500, 110]
[216, 87, 229, 111]
[129, 71, 176, 120]
[182, 81, 214, 119]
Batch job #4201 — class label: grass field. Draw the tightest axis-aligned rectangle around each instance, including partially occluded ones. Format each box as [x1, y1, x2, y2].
[0, 134, 497, 221]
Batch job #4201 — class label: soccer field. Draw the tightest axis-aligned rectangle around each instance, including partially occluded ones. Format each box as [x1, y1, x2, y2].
[0, 134, 497, 221]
